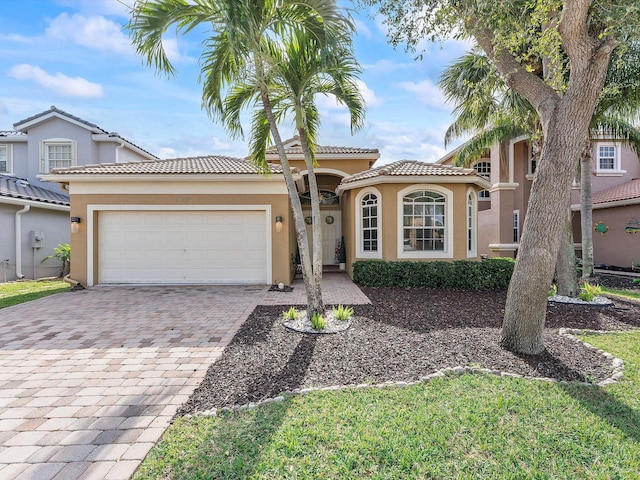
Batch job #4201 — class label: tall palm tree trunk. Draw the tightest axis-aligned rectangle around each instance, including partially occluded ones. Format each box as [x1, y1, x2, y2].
[555, 209, 579, 296]
[297, 123, 324, 312]
[259, 85, 322, 314]
[580, 143, 594, 279]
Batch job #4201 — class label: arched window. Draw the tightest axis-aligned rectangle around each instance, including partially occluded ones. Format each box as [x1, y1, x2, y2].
[467, 190, 476, 257]
[402, 190, 446, 252]
[474, 161, 491, 200]
[356, 188, 381, 258]
[362, 193, 378, 252]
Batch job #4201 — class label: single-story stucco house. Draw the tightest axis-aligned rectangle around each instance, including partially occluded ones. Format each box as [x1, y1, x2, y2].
[45, 137, 490, 286]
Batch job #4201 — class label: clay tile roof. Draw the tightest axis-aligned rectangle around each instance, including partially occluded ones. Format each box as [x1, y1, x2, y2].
[0, 174, 69, 206]
[265, 137, 378, 155]
[593, 178, 640, 205]
[341, 160, 477, 184]
[0, 130, 27, 137]
[49, 155, 286, 175]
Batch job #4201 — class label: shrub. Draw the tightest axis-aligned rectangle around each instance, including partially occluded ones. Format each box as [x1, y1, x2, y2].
[579, 282, 603, 302]
[352, 258, 515, 290]
[311, 312, 326, 330]
[634, 278, 640, 285]
[332, 305, 354, 321]
[283, 306, 298, 321]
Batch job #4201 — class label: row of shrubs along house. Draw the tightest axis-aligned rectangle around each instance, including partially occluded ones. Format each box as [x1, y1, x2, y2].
[2, 106, 638, 284]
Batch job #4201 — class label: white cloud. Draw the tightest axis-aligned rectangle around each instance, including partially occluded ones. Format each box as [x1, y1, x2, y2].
[398, 79, 448, 110]
[158, 147, 176, 159]
[8, 64, 104, 98]
[0, 34, 35, 44]
[356, 79, 382, 107]
[354, 19, 372, 40]
[45, 13, 132, 54]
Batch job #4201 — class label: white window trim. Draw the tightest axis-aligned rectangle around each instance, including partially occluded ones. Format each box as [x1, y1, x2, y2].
[355, 187, 382, 259]
[513, 210, 520, 243]
[526, 144, 536, 180]
[595, 142, 625, 176]
[0, 144, 12, 174]
[466, 189, 477, 258]
[40, 138, 77, 173]
[397, 184, 454, 259]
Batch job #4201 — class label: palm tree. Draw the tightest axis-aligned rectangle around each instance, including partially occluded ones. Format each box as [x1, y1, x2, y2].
[222, 28, 364, 306]
[439, 48, 640, 289]
[127, 0, 360, 315]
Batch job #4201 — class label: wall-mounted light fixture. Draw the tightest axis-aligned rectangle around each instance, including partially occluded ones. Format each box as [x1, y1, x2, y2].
[70, 216, 81, 234]
[275, 215, 283, 233]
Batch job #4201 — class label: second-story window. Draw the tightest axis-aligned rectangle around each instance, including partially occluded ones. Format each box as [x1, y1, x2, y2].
[40, 140, 76, 172]
[0, 145, 11, 173]
[598, 144, 616, 170]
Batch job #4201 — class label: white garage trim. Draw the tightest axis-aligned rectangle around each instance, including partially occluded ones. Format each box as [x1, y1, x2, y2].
[86, 204, 272, 286]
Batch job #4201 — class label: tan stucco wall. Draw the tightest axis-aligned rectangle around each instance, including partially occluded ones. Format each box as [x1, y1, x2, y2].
[69, 190, 292, 286]
[342, 182, 481, 277]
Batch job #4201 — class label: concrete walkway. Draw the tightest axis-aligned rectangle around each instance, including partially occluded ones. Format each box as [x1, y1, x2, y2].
[0, 276, 370, 479]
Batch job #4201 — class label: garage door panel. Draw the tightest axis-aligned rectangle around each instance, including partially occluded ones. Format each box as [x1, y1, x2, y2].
[99, 210, 267, 284]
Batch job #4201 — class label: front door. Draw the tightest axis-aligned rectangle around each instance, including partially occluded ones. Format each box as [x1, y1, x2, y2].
[305, 209, 342, 265]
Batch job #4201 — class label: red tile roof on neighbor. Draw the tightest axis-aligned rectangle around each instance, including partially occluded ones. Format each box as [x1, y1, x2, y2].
[341, 160, 478, 184]
[49, 155, 286, 175]
[593, 178, 640, 205]
[0, 174, 69, 206]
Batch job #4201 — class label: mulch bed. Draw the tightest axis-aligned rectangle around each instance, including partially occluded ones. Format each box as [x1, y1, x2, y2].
[179, 288, 640, 415]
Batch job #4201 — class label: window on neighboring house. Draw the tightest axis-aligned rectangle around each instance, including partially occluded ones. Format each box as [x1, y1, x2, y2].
[361, 193, 378, 253]
[473, 161, 491, 178]
[513, 210, 520, 243]
[467, 190, 476, 257]
[0, 145, 11, 173]
[596, 143, 623, 174]
[402, 190, 446, 252]
[474, 162, 491, 200]
[40, 140, 76, 173]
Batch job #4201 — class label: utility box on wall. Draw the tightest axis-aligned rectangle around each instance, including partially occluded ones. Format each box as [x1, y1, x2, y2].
[30, 230, 45, 249]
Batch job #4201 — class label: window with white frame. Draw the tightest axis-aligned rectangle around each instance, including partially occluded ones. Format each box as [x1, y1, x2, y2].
[474, 162, 491, 199]
[596, 143, 623, 174]
[361, 193, 379, 253]
[473, 161, 491, 178]
[513, 210, 520, 243]
[0, 145, 11, 173]
[40, 140, 76, 173]
[402, 190, 446, 252]
[467, 190, 476, 257]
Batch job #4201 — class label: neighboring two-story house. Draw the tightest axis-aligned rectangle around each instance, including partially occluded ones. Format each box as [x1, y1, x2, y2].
[437, 135, 640, 269]
[1, 106, 158, 281]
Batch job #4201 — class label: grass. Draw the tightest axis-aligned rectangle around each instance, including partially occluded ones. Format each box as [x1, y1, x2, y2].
[0, 279, 69, 308]
[134, 331, 640, 479]
[602, 286, 640, 301]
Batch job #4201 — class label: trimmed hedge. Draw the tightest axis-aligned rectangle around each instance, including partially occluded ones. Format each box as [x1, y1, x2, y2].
[352, 258, 515, 290]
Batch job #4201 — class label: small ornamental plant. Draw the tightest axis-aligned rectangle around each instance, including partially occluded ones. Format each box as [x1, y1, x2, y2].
[332, 304, 354, 321]
[311, 312, 327, 330]
[579, 282, 603, 302]
[283, 306, 298, 321]
[634, 278, 640, 285]
[548, 284, 557, 297]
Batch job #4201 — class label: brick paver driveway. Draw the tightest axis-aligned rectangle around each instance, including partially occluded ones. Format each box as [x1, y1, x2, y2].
[0, 285, 265, 480]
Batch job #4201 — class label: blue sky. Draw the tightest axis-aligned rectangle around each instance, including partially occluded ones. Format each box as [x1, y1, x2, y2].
[0, 0, 472, 165]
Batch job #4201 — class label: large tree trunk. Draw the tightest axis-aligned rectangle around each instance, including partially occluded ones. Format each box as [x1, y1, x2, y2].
[555, 209, 579, 297]
[500, 122, 580, 354]
[259, 86, 322, 314]
[297, 124, 324, 315]
[580, 145, 594, 279]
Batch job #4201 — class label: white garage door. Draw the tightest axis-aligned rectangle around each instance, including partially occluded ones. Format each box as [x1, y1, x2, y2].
[99, 210, 268, 284]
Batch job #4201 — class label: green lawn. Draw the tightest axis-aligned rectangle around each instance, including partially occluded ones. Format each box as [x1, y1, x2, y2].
[0, 279, 70, 309]
[134, 331, 640, 479]
[602, 286, 640, 301]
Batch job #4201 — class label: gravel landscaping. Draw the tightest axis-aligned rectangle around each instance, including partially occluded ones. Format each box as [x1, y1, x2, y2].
[179, 287, 640, 415]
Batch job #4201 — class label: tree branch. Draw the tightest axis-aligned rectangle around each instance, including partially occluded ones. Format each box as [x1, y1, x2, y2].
[471, 21, 558, 113]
